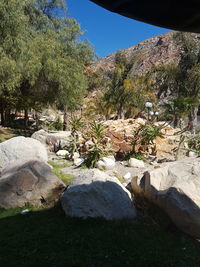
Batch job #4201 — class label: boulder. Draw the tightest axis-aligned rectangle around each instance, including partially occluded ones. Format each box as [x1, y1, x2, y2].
[0, 136, 48, 170]
[128, 158, 145, 168]
[0, 160, 65, 209]
[61, 169, 136, 220]
[131, 157, 200, 238]
[96, 157, 116, 170]
[31, 129, 71, 152]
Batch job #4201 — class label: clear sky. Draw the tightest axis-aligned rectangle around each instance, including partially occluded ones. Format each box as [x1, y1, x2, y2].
[66, 0, 170, 58]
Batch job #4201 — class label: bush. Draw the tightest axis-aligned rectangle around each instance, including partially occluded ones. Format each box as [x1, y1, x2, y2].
[84, 121, 112, 168]
[52, 116, 63, 131]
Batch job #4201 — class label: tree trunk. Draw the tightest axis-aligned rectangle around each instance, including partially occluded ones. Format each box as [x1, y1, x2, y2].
[0, 106, 5, 126]
[118, 105, 125, 119]
[173, 115, 179, 128]
[63, 111, 68, 131]
[24, 109, 29, 129]
[188, 106, 198, 133]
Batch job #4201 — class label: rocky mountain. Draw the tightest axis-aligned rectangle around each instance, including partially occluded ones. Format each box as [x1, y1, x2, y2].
[91, 31, 199, 77]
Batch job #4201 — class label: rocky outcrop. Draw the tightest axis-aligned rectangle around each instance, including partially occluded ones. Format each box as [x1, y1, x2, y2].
[103, 119, 179, 158]
[92, 32, 179, 74]
[0, 136, 48, 171]
[0, 160, 65, 209]
[61, 169, 136, 220]
[131, 157, 200, 238]
[92, 32, 200, 76]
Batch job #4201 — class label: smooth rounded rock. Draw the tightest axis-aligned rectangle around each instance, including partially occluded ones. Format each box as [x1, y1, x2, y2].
[0, 136, 48, 170]
[61, 169, 136, 220]
[128, 158, 145, 168]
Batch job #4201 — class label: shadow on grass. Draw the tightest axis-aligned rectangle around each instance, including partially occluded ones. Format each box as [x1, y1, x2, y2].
[0, 204, 200, 267]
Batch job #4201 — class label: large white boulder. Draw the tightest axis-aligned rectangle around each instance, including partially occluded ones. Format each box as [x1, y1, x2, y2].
[131, 157, 200, 238]
[0, 160, 65, 209]
[128, 158, 145, 168]
[96, 157, 116, 170]
[61, 169, 136, 220]
[0, 136, 48, 170]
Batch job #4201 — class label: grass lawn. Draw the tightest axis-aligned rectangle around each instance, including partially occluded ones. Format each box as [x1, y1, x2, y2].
[0, 127, 17, 142]
[48, 161, 74, 185]
[0, 204, 200, 267]
[0, 126, 33, 143]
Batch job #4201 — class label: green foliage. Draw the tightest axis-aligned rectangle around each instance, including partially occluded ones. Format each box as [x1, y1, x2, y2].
[187, 134, 200, 152]
[103, 50, 154, 119]
[67, 135, 79, 157]
[131, 153, 146, 161]
[149, 32, 200, 127]
[0, 0, 94, 128]
[90, 120, 104, 142]
[52, 116, 63, 131]
[48, 160, 73, 185]
[140, 122, 164, 145]
[84, 121, 111, 168]
[84, 145, 103, 168]
[69, 116, 83, 134]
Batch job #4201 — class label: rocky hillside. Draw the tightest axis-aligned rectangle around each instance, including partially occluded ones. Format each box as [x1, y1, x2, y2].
[91, 31, 199, 77]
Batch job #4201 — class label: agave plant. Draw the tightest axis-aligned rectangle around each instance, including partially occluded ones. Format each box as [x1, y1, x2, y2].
[69, 116, 83, 135]
[141, 122, 164, 145]
[84, 121, 111, 168]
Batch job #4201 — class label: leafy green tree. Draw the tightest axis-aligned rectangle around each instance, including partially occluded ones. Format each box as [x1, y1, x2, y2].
[103, 50, 154, 119]
[0, 0, 94, 129]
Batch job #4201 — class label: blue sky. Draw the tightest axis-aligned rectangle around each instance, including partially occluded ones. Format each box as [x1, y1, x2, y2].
[67, 0, 170, 58]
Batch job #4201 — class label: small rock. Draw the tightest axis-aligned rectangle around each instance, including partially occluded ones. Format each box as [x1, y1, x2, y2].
[96, 157, 115, 170]
[128, 158, 145, 168]
[123, 172, 131, 180]
[74, 158, 84, 166]
[56, 150, 69, 157]
[188, 151, 197, 157]
[21, 209, 30, 215]
[72, 152, 80, 160]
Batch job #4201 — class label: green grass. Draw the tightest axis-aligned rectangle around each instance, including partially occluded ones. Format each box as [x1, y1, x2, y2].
[0, 204, 200, 266]
[114, 172, 125, 183]
[0, 127, 17, 142]
[0, 127, 34, 143]
[48, 161, 74, 186]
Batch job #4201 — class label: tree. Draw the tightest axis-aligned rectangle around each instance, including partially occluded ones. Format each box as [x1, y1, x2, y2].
[103, 50, 155, 119]
[148, 33, 200, 128]
[0, 0, 94, 129]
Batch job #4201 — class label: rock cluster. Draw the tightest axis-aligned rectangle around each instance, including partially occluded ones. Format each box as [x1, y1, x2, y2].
[102, 119, 179, 158]
[132, 157, 200, 239]
[0, 137, 65, 209]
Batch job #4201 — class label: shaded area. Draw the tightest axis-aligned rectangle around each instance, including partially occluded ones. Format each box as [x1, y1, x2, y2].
[136, 171, 200, 239]
[90, 0, 200, 33]
[0, 205, 200, 266]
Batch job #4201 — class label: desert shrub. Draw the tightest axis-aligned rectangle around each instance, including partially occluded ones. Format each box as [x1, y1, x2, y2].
[140, 122, 164, 145]
[66, 116, 83, 158]
[187, 134, 200, 152]
[84, 121, 112, 168]
[132, 122, 165, 155]
[52, 116, 63, 131]
[69, 116, 83, 134]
